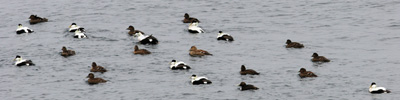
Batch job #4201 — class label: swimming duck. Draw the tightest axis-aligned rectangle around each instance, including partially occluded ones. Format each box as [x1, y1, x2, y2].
[16, 24, 34, 34]
[369, 82, 390, 94]
[133, 32, 158, 45]
[191, 74, 212, 85]
[133, 45, 151, 55]
[286, 39, 304, 48]
[126, 25, 144, 36]
[74, 29, 87, 38]
[90, 62, 107, 73]
[169, 60, 191, 70]
[29, 15, 48, 24]
[187, 19, 204, 33]
[298, 68, 317, 78]
[240, 65, 259, 75]
[217, 31, 234, 41]
[13, 55, 35, 66]
[189, 46, 212, 57]
[238, 82, 259, 91]
[182, 13, 200, 23]
[69, 23, 85, 32]
[86, 73, 107, 84]
[60, 46, 75, 57]
[311, 53, 330, 62]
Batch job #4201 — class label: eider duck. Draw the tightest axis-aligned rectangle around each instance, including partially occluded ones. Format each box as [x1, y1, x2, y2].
[182, 13, 200, 23]
[60, 46, 75, 57]
[311, 53, 330, 62]
[169, 60, 191, 70]
[13, 55, 35, 66]
[238, 82, 259, 91]
[126, 25, 144, 36]
[90, 62, 107, 73]
[69, 23, 85, 32]
[187, 19, 204, 33]
[217, 31, 234, 41]
[133, 32, 158, 45]
[240, 65, 259, 75]
[74, 29, 87, 38]
[29, 15, 48, 24]
[369, 82, 391, 94]
[298, 68, 317, 78]
[86, 73, 107, 84]
[133, 45, 151, 55]
[16, 24, 34, 34]
[189, 46, 212, 57]
[191, 74, 212, 85]
[286, 39, 304, 48]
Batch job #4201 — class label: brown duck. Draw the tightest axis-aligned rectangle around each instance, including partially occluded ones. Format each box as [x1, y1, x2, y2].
[311, 53, 330, 62]
[133, 45, 151, 55]
[182, 13, 200, 23]
[126, 25, 144, 36]
[86, 73, 107, 84]
[238, 82, 259, 91]
[286, 39, 304, 48]
[189, 46, 212, 56]
[61, 46, 75, 57]
[298, 68, 317, 78]
[240, 65, 260, 75]
[29, 15, 48, 24]
[90, 62, 107, 73]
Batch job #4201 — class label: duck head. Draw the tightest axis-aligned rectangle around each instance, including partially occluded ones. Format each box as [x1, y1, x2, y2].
[87, 73, 95, 79]
[238, 82, 247, 86]
[299, 68, 307, 73]
[190, 46, 197, 51]
[241, 65, 246, 71]
[286, 39, 292, 44]
[14, 55, 22, 61]
[184, 13, 189, 19]
[127, 25, 134, 30]
[370, 82, 377, 88]
[312, 53, 319, 57]
[134, 45, 139, 51]
[62, 46, 68, 52]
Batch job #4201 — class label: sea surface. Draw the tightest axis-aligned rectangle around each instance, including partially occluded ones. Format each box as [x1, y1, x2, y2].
[1, 0, 400, 100]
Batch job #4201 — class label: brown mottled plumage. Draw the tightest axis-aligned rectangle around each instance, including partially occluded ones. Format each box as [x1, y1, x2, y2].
[238, 82, 259, 91]
[126, 25, 144, 36]
[29, 15, 48, 24]
[298, 68, 317, 78]
[286, 39, 304, 48]
[311, 53, 330, 62]
[133, 45, 151, 55]
[86, 73, 107, 84]
[90, 62, 107, 73]
[182, 13, 200, 23]
[240, 65, 260, 75]
[189, 46, 212, 56]
[61, 46, 75, 57]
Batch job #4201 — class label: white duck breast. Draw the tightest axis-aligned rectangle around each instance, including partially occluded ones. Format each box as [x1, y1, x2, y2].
[69, 25, 84, 32]
[134, 32, 158, 44]
[14, 57, 34, 66]
[188, 23, 204, 33]
[217, 33, 230, 38]
[74, 30, 87, 38]
[16, 26, 34, 34]
[170, 61, 190, 69]
[191, 76, 212, 84]
[369, 84, 389, 93]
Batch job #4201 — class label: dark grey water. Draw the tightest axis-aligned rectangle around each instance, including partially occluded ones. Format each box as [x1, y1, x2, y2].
[1, 0, 400, 99]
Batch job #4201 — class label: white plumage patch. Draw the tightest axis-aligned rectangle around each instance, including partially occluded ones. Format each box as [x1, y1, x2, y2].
[74, 30, 87, 38]
[16, 26, 33, 33]
[369, 85, 387, 93]
[217, 32, 230, 38]
[69, 25, 82, 32]
[188, 23, 204, 33]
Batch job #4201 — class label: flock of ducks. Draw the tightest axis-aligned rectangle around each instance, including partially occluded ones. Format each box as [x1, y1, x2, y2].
[13, 14, 391, 93]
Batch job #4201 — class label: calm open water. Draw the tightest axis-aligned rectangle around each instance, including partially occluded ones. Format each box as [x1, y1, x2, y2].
[1, 0, 400, 100]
